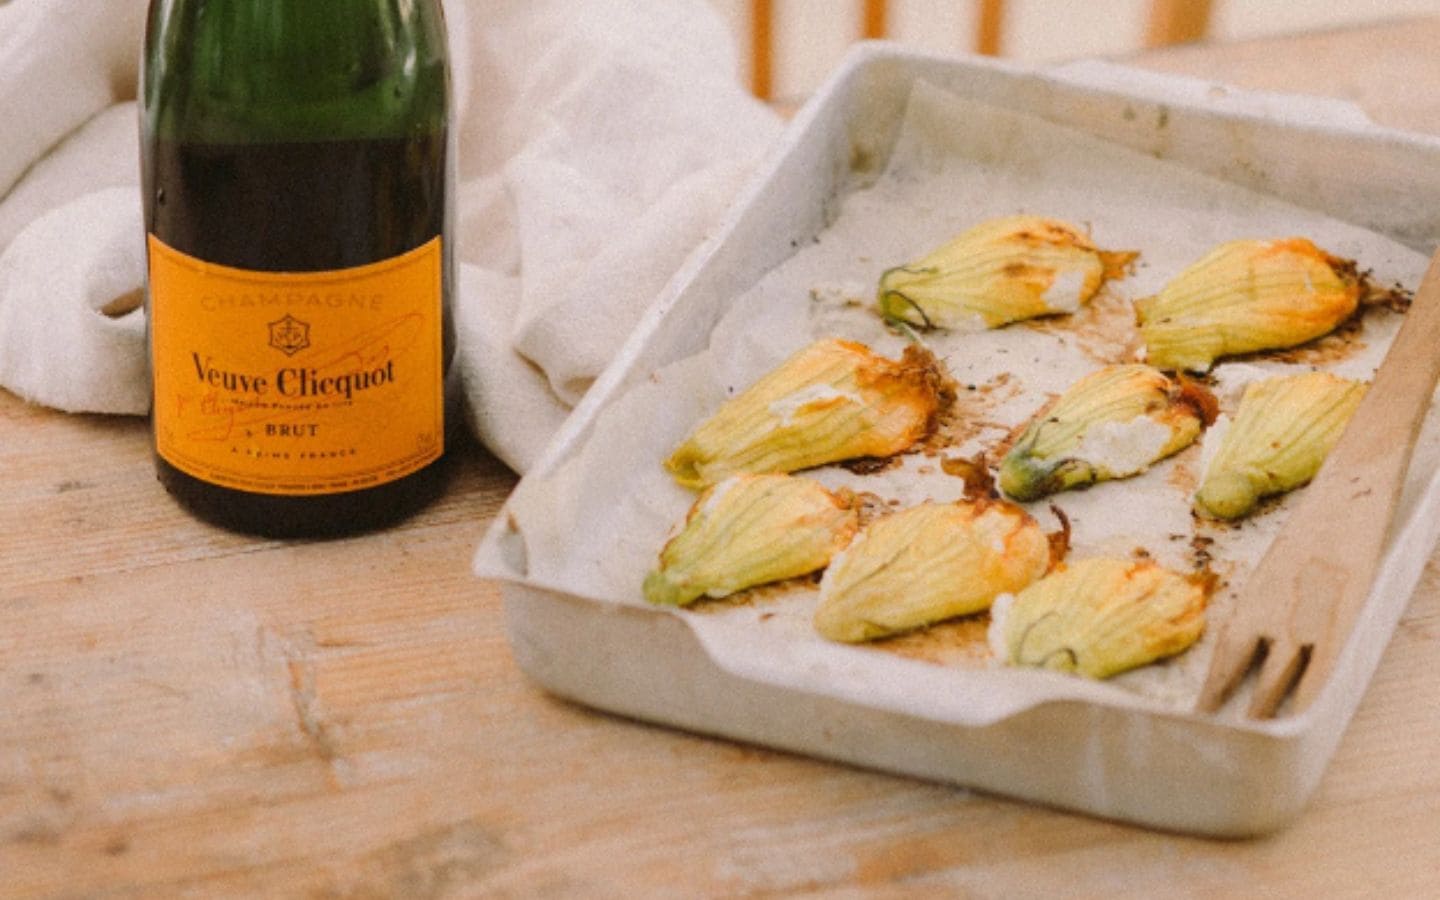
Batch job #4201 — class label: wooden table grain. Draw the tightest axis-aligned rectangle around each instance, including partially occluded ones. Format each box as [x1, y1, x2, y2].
[6, 18, 1440, 898]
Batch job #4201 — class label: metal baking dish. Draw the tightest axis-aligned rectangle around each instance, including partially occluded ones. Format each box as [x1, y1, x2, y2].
[474, 44, 1440, 836]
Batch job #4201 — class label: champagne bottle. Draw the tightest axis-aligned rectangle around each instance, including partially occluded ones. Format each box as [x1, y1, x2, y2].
[140, 0, 454, 537]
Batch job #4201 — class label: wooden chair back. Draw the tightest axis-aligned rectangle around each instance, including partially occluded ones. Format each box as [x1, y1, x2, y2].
[748, 0, 1214, 100]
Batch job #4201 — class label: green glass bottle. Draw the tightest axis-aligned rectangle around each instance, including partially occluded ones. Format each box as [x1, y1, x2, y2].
[140, 0, 455, 538]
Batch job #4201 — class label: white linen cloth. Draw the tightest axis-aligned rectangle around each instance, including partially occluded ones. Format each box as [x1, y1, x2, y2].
[0, 0, 782, 473]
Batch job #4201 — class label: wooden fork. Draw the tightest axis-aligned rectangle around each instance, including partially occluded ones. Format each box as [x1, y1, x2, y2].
[1195, 247, 1440, 718]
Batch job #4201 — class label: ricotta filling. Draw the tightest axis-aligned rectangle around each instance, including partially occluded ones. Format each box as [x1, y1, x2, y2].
[1068, 416, 1172, 477]
[1040, 266, 1088, 313]
[987, 592, 1015, 663]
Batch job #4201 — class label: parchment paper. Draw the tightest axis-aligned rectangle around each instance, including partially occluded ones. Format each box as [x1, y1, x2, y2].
[504, 79, 1436, 714]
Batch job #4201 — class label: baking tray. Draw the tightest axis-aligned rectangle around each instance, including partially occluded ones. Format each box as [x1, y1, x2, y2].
[473, 44, 1440, 836]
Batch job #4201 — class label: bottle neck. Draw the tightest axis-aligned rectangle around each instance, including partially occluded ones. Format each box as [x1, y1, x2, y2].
[142, 0, 449, 144]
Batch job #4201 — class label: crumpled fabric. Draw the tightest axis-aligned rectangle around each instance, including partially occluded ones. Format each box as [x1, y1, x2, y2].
[0, 0, 782, 473]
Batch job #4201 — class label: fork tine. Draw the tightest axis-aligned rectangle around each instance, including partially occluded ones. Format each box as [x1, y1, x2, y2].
[1291, 637, 1340, 713]
[1246, 636, 1311, 719]
[1194, 628, 1265, 714]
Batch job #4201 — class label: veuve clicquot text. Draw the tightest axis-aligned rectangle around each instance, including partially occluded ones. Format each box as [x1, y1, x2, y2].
[140, 0, 455, 537]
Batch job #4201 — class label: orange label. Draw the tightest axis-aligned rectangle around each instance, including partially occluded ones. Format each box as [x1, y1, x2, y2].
[147, 235, 444, 496]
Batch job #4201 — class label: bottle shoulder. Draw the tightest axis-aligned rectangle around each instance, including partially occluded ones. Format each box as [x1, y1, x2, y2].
[142, 0, 450, 143]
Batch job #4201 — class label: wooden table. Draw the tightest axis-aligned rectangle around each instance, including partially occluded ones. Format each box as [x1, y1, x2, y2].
[6, 18, 1440, 897]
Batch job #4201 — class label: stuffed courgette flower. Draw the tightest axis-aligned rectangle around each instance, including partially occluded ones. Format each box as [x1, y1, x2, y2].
[992, 557, 1209, 679]
[878, 215, 1136, 331]
[665, 338, 951, 490]
[645, 473, 859, 607]
[1194, 371, 1366, 520]
[1137, 238, 1361, 372]
[814, 497, 1052, 642]
[999, 364, 1215, 502]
